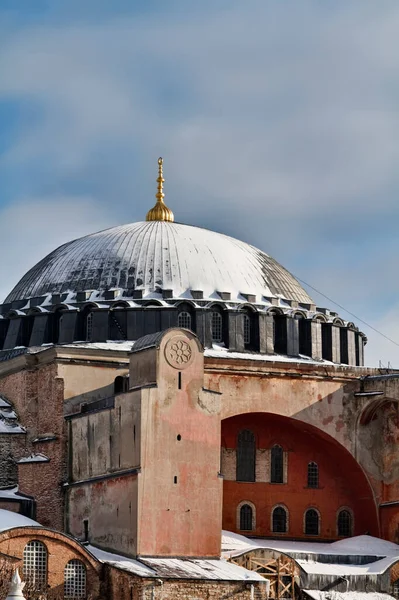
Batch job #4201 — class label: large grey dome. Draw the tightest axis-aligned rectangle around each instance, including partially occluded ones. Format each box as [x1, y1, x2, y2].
[5, 221, 312, 305]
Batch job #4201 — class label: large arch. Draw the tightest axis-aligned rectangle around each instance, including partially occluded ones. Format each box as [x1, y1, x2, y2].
[221, 412, 378, 540]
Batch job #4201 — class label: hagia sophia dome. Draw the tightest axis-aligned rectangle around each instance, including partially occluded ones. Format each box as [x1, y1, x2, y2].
[0, 158, 365, 366]
[5, 221, 312, 306]
[6, 158, 311, 307]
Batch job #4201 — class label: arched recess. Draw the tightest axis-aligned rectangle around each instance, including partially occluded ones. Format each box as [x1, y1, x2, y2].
[221, 412, 378, 539]
[176, 301, 196, 333]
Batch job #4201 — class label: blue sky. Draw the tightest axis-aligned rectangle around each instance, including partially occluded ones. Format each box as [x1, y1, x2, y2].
[1, 1, 399, 366]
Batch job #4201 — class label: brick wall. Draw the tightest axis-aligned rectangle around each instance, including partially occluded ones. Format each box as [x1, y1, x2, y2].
[0, 528, 102, 599]
[0, 362, 67, 531]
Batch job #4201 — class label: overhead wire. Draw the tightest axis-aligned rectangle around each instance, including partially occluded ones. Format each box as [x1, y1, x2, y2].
[293, 274, 399, 349]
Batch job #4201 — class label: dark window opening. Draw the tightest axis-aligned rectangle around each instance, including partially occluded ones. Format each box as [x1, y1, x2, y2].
[178, 311, 192, 330]
[340, 328, 349, 364]
[177, 434, 181, 441]
[83, 519, 89, 542]
[86, 312, 93, 342]
[178, 372, 182, 389]
[211, 311, 223, 343]
[174, 476, 178, 484]
[305, 509, 319, 535]
[114, 375, 129, 394]
[272, 506, 287, 533]
[273, 315, 287, 354]
[243, 314, 251, 345]
[337, 510, 352, 537]
[271, 444, 284, 484]
[307, 462, 319, 488]
[240, 504, 253, 531]
[236, 429, 256, 482]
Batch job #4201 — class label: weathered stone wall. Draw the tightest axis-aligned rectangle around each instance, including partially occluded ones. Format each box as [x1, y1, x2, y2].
[67, 474, 138, 556]
[105, 566, 268, 600]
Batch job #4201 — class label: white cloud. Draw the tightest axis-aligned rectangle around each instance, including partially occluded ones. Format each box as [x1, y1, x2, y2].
[0, 197, 114, 303]
[0, 2, 399, 365]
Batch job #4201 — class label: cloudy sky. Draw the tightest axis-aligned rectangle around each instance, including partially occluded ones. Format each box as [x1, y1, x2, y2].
[0, 0, 398, 366]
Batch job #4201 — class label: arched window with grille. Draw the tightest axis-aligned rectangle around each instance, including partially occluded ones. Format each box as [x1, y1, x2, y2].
[392, 579, 399, 599]
[337, 509, 352, 537]
[272, 506, 287, 533]
[243, 314, 251, 345]
[23, 541, 48, 588]
[211, 311, 223, 343]
[86, 312, 93, 342]
[178, 311, 192, 330]
[271, 444, 284, 483]
[239, 504, 253, 531]
[307, 462, 319, 488]
[236, 430, 256, 482]
[64, 559, 87, 599]
[305, 509, 320, 535]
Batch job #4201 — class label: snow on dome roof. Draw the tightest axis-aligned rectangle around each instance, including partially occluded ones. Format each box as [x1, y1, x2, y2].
[0, 508, 41, 532]
[5, 221, 312, 305]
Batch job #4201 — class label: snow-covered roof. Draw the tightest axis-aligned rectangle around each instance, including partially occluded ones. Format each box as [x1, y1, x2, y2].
[5, 221, 313, 305]
[0, 509, 41, 532]
[17, 453, 49, 464]
[88, 545, 266, 581]
[221, 531, 399, 576]
[205, 345, 336, 365]
[0, 397, 25, 435]
[304, 592, 395, 600]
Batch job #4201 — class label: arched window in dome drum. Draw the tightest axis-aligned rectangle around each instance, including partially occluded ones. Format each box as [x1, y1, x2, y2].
[23, 541, 48, 588]
[271, 444, 284, 483]
[236, 430, 256, 482]
[211, 311, 223, 343]
[305, 509, 319, 535]
[64, 559, 86, 599]
[243, 314, 251, 345]
[178, 311, 191, 330]
[307, 462, 319, 488]
[337, 509, 352, 537]
[86, 312, 93, 342]
[272, 506, 287, 533]
[239, 504, 253, 531]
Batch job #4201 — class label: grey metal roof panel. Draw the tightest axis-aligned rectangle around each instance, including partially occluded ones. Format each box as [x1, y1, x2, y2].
[4, 221, 313, 305]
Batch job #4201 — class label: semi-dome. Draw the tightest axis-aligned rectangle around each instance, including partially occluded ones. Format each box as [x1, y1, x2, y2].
[5, 221, 312, 305]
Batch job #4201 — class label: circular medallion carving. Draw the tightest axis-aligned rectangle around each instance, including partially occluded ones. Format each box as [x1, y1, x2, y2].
[165, 337, 193, 369]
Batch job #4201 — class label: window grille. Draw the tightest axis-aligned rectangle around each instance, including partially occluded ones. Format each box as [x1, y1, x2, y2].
[243, 314, 251, 345]
[307, 462, 319, 488]
[271, 445, 284, 483]
[23, 541, 48, 588]
[211, 311, 223, 343]
[64, 559, 86, 599]
[393, 579, 399, 599]
[337, 509, 352, 537]
[305, 509, 319, 535]
[272, 506, 287, 533]
[86, 312, 93, 342]
[240, 504, 253, 531]
[178, 311, 192, 330]
[236, 430, 256, 482]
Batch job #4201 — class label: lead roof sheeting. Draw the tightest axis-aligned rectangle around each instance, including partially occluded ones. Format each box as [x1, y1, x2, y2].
[5, 221, 313, 305]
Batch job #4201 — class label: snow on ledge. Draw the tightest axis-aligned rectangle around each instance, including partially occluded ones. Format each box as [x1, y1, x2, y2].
[17, 453, 49, 464]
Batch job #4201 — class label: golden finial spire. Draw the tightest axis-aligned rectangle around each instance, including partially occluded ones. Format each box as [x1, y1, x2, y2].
[146, 157, 174, 222]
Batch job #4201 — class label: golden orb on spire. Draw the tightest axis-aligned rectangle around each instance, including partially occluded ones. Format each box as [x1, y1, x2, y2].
[146, 157, 174, 222]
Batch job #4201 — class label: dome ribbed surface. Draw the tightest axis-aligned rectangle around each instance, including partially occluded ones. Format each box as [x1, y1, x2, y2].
[5, 222, 312, 304]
